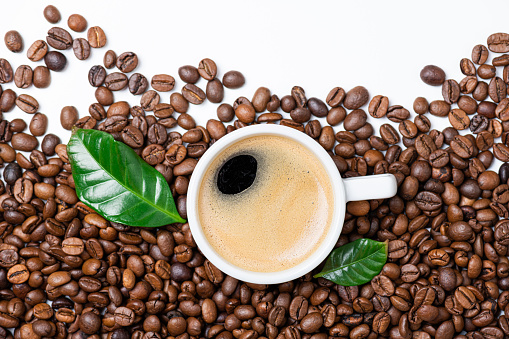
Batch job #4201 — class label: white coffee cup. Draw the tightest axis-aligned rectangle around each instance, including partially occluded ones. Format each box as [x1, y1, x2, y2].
[187, 124, 397, 284]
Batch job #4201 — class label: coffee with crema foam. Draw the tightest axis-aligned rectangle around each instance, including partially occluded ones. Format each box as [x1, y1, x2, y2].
[198, 135, 334, 272]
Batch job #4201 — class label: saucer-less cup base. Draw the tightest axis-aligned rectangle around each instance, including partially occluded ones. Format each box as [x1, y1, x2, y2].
[187, 124, 397, 284]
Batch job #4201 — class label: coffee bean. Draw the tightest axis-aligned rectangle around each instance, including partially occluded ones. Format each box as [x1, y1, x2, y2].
[46, 27, 72, 50]
[429, 100, 451, 117]
[371, 275, 395, 296]
[442, 79, 460, 104]
[470, 115, 489, 134]
[368, 95, 389, 118]
[7, 264, 29, 284]
[149, 74, 175, 92]
[177, 113, 195, 129]
[300, 312, 323, 333]
[326, 87, 345, 107]
[182, 84, 205, 105]
[206, 79, 224, 103]
[206, 120, 226, 140]
[235, 104, 256, 124]
[448, 109, 470, 130]
[33, 66, 51, 88]
[420, 65, 446, 86]
[472, 44, 489, 64]
[343, 109, 367, 131]
[223, 70, 245, 89]
[105, 72, 128, 91]
[116, 52, 138, 73]
[327, 107, 346, 126]
[68, 14, 87, 32]
[29, 113, 48, 137]
[459, 75, 478, 94]
[488, 32, 509, 52]
[44, 51, 67, 72]
[1, 30, 509, 339]
[460, 58, 476, 76]
[380, 124, 400, 145]
[399, 120, 418, 139]
[43, 5, 61, 24]
[80, 311, 101, 334]
[489, 77, 507, 103]
[494, 143, 509, 162]
[387, 105, 410, 123]
[198, 58, 217, 80]
[15, 94, 38, 114]
[41, 134, 60, 157]
[121, 125, 144, 148]
[87, 65, 106, 87]
[128, 73, 148, 95]
[280, 95, 296, 113]
[75, 116, 97, 129]
[14, 65, 32, 89]
[307, 97, 328, 117]
[478, 64, 496, 79]
[60, 106, 79, 131]
[478, 100, 497, 118]
[214, 103, 235, 122]
[319, 126, 335, 151]
[344, 86, 369, 110]
[87, 26, 107, 48]
[170, 93, 188, 113]
[4, 30, 23, 53]
[0, 59, 13, 83]
[27, 40, 48, 61]
[72, 38, 90, 60]
[142, 144, 165, 165]
[290, 107, 311, 123]
[451, 135, 474, 158]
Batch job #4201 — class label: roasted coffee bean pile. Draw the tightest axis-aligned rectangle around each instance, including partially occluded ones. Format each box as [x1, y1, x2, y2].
[0, 4, 507, 339]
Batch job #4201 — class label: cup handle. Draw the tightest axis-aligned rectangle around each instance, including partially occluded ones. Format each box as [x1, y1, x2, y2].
[343, 174, 398, 202]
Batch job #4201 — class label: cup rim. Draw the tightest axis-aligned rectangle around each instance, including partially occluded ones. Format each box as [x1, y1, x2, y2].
[187, 124, 346, 284]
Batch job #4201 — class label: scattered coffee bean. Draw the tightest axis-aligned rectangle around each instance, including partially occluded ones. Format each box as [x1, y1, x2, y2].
[206, 78, 224, 103]
[116, 52, 138, 73]
[72, 38, 90, 60]
[182, 84, 206, 105]
[46, 27, 72, 50]
[103, 49, 117, 69]
[27, 40, 48, 61]
[128, 73, 148, 95]
[198, 58, 217, 80]
[105, 72, 128, 91]
[420, 65, 446, 85]
[31, 66, 50, 89]
[0, 58, 13, 83]
[488, 32, 509, 52]
[343, 86, 369, 110]
[151, 74, 175, 92]
[61, 106, 79, 130]
[29, 113, 48, 137]
[67, 14, 87, 32]
[14, 65, 32, 89]
[178, 65, 200, 84]
[4, 30, 22, 53]
[223, 70, 245, 89]
[43, 5, 61, 23]
[87, 26, 106, 48]
[44, 51, 67, 71]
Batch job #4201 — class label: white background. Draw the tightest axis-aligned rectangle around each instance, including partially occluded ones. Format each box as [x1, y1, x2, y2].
[1, 0, 509, 170]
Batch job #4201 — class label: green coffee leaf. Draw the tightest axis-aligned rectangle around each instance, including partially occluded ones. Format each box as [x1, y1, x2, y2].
[314, 239, 388, 286]
[67, 128, 185, 227]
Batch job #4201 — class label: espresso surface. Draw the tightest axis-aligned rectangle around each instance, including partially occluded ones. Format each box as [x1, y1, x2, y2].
[198, 135, 334, 272]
